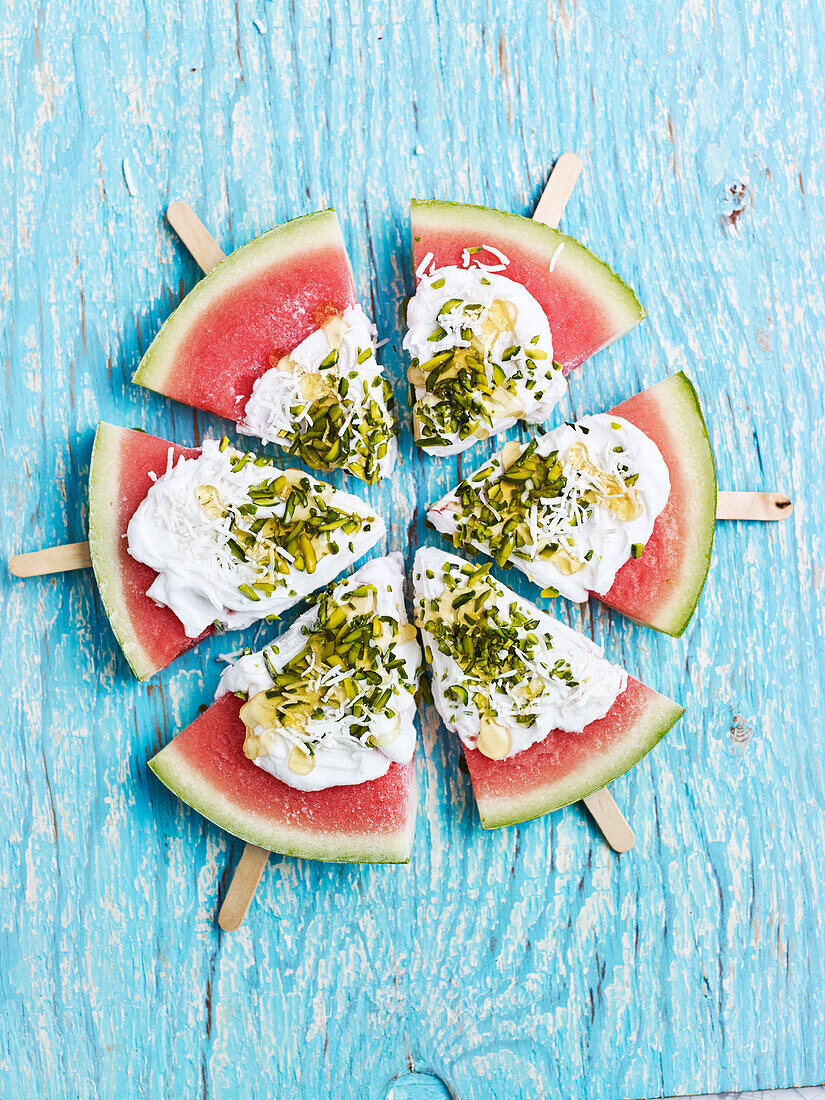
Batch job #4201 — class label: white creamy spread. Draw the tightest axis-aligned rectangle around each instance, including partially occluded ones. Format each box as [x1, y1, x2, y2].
[216, 554, 421, 792]
[240, 304, 396, 483]
[413, 547, 626, 760]
[428, 414, 670, 602]
[127, 440, 386, 638]
[403, 265, 564, 455]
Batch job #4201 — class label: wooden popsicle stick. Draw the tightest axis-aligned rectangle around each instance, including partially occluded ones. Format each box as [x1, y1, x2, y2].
[217, 844, 270, 931]
[166, 201, 226, 274]
[532, 152, 583, 229]
[9, 541, 91, 577]
[717, 491, 792, 521]
[583, 789, 636, 853]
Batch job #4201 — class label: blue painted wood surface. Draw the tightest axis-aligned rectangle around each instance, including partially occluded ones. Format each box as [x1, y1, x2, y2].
[2, 2, 823, 1097]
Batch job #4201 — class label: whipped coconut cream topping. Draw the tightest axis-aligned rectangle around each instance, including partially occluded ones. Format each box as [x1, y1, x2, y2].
[413, 547, 626, 761]
[403, 265, 564, 455]
[428, 414, 670, 602]
[127, 440, 385, 638]
[217, 554, 421, 792]
[240, 305, 396, 483]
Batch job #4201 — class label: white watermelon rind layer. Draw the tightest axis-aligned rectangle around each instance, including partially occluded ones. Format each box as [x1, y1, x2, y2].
[88, 422, 159, 682]
[473, 690, 684, 830]
[603, 372, 717, 638]
[133, 209, 349, 397]
[411, 199, 646, 354]
[148, 745, 418, 864]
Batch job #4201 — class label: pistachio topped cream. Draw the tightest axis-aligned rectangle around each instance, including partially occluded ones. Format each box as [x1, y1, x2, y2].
[413, 547, 626, 760]
[403, 265, 565, 455]
[428, 415, 670, 602]
[127, 439, 385, 638]
[217, 554, 421, 792]
[240, 305, 396, 483]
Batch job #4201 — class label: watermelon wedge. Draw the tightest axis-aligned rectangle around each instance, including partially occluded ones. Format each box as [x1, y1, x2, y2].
[465, 676, 683, 829]
[88, 422, 206, 681]
[413, 547, 683, 830]
[410, 199, 646, 373]
[149, 694, 417, 861]
[88, 424, 385, 680]
[427, 372, 716, 637]
[133, 210, 397, 483]
[596, 372, 716, 635]
[149, 555, 421, 862]
[133, 210, 357, 419]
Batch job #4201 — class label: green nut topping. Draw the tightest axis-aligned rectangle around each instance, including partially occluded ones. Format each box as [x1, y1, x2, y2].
[196, 453, 374, 603]
[270, 323, 395, 484]
[417, 560, 580, 729]
[409, 288, 554, 449]
[245, 581, 420, 753]
[440, 425, 644, 580]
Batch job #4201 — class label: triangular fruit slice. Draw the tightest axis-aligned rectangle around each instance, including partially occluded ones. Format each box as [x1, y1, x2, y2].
[149, 554, 420, 862]
[428, 372, 716, 637]
[88, 423, 385, 681]
[411, 200, 646, 373]
[133, 210, 396, 483]
[412, 547, 682, 829]
[405, 200, 645, 455]
[593, 373, 716, 635]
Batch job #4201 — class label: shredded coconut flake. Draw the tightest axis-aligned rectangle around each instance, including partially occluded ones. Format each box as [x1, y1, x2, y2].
[471, 260, 508, 273]
[482, 245, 510, 266]
[415, 252, 435, 279]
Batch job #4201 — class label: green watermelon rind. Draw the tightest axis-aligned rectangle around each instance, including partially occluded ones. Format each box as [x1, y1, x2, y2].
[410, 199, 646, 349]
[148, 744, 418, 864]
[604, 372, 717, 638]
[132, 209, 346, 395]
[474, 691, 684, 830]
[88, 422, 158, 682]
[649, 371, 717, 636]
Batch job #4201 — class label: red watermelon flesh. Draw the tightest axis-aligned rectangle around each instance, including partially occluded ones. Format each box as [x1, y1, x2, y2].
[133, 210, 357, 421]
[149, 693, 418, 862]
[465, 677, 683, 829]
[88, 423, 208, 681]
[410, 200, 645, 374]
[598, 372, 716, 636]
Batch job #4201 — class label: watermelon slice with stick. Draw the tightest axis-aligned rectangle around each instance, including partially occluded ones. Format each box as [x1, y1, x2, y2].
[88, 423, 385, 681]
[413, 547, 683, 829]
[464, 676, 683, 829]
[133, 209, 396, 483]
[405, 200, 646, 455]
[149, 555, 420, 862]
[410, 200, 646, 372]
[428, 372, 716, 637]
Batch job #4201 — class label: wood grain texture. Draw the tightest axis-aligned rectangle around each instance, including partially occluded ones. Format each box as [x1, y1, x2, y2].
[218, 844, 270, 932]
[8, 541, 92, 576]
[1, 2, 823, 1098]
[582, 789, 635, 853]
[717, 491, 794, 520]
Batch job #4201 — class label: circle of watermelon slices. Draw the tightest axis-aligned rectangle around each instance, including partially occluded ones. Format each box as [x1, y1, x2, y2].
[91, 200, 707, 855]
